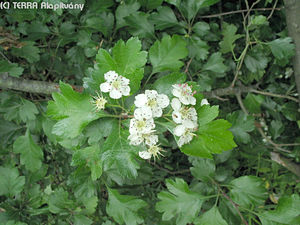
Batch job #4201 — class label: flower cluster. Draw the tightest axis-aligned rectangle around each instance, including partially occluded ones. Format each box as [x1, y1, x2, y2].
[129, 90, 170, 160]
[171, 84, 199, 147]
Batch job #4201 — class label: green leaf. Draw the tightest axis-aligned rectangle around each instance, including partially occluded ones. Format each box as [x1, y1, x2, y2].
[189, 157, 215, 181]
[92, 37, 147, 95]
[47, 82, 105, 139]
[281, 102, 299, 121]
[181, 119, 236, 158]
[138, 0, 163, 10]
[156, 178, 204, 225]
[0, 167, 25, 197]
[0, 60, 23, 77]
[124, 12, 155, 39]
[244, 51, 268, 73]
[101, 125, 142, 181]
[153, 72, 186, 98]
[116, 1, 140, 29]
[268, 37, 294, 66]
[197, 105, 219, 126]
[203, 52, 227, 74]
[13, 130, 44, 172]
[72, 145, 103, 181]
[74, 215, 93, 225]
[106, 187, 147, 225]
[149, 6, 179, 30]
[270, 120, 284, 139]
[19, 99, 39, 122]
[11, 41, 40, 63]
[259, 194, 300, 225]
[48, 188, 75, 214]
[193, 22, 210, 38]
[187, 36, 209, 61]
[230, 176, 268, 207]
[194, 206, 228, 225]
[149, 35, 188, 73]
[219, 23, 243, 54]
[227, 111, 255, 144]
[85, 12, 114, 37]
[243, 93, 264, 114]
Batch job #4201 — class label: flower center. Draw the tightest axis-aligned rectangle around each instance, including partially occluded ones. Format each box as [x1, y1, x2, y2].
[136, 120, 146, 130]
[112, 80, 121, 89]
[95, 97, 107, 110]
[148, 99, 157, 108]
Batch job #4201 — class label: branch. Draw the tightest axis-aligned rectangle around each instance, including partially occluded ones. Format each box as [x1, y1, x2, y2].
[271, 152, 300, 178]
[199, 7, 283, 19]
[284, 0, 300, 108]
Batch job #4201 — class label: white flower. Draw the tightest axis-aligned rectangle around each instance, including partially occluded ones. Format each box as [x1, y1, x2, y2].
[171, 98, 198, 129]
[100, 70, 130, 99]
[134, 107, 152, 120]
[128, 132, 158, 146]
[200, 98, 209, 106]
[174, 125, 197, 147]
[92, 93, 107, 111]
[129, 117, 155, 135]
[134, 90, 170, 118]
[138, 145, 163, 160]
[172, 83, 196, 105]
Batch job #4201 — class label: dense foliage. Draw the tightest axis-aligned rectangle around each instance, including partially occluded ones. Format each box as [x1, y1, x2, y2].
[1, 0, 300, 224]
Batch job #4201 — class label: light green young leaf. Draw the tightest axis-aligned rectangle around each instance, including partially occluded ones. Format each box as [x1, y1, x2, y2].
[149, 35, 188, 73]
[197, 105, 219, 126]
[116, 1, 140, 29]
[268, 37, 294, 66]
[259, 194, 300, 225]
[219, 23, 243, 54]
[124, 12, 155, 39]
[227, 111, 255, 144]
[11, 41, 40, 63]
[0, 167, 25, 197]
[48, 188, 75, 214]
[203, 52, 227, 74]
[181, 120, 236, 158]
[47, 82, 105, 139]
[0, 60, 23, 77]
[149, 6, 179, 30]
[106, 187, 147, 225]
[230, 176, 268, 208]
[156, 178, 204, 225]
[194, 206, 228, 225]
[13, 130, 44, 172]
[153, 72, 186, 98]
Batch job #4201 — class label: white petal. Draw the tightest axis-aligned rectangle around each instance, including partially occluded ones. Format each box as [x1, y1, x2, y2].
[134, 107, 152, 120]
[145, 134, 158, 146]
[157, 94, 170, 108]
[182, 119, 197, 129]
[100, 82, 112, 93]
[109, 89, 122, 99]
[174, 125, 185, 136]
[121, 85, 130, 96]
[120, 76, 130, 85]
[145, 90, 157, 99]
[172, 111, 182, 124]
[139, 151, 152, 160]
[134, 94, 147, 107]
[152, 107, 162, 117]
[172, 86, 181, 98]
[104, 71, 118, 82]
[201, 99, 209, 106]
[171, 98, 181, 111]
[189, 96, 196, 105]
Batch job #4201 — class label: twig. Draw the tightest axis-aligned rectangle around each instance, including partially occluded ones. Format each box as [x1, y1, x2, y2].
[250, 89, 299, 103]
[271, 152, 300, 177]
[184, 58, 193, 81]
[149, 161, 190, 175]
[198, 7, 283, 18]
[211, 179, 249, 225]
[267, 0, 279, 20]
[277, 143, 300, 147]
